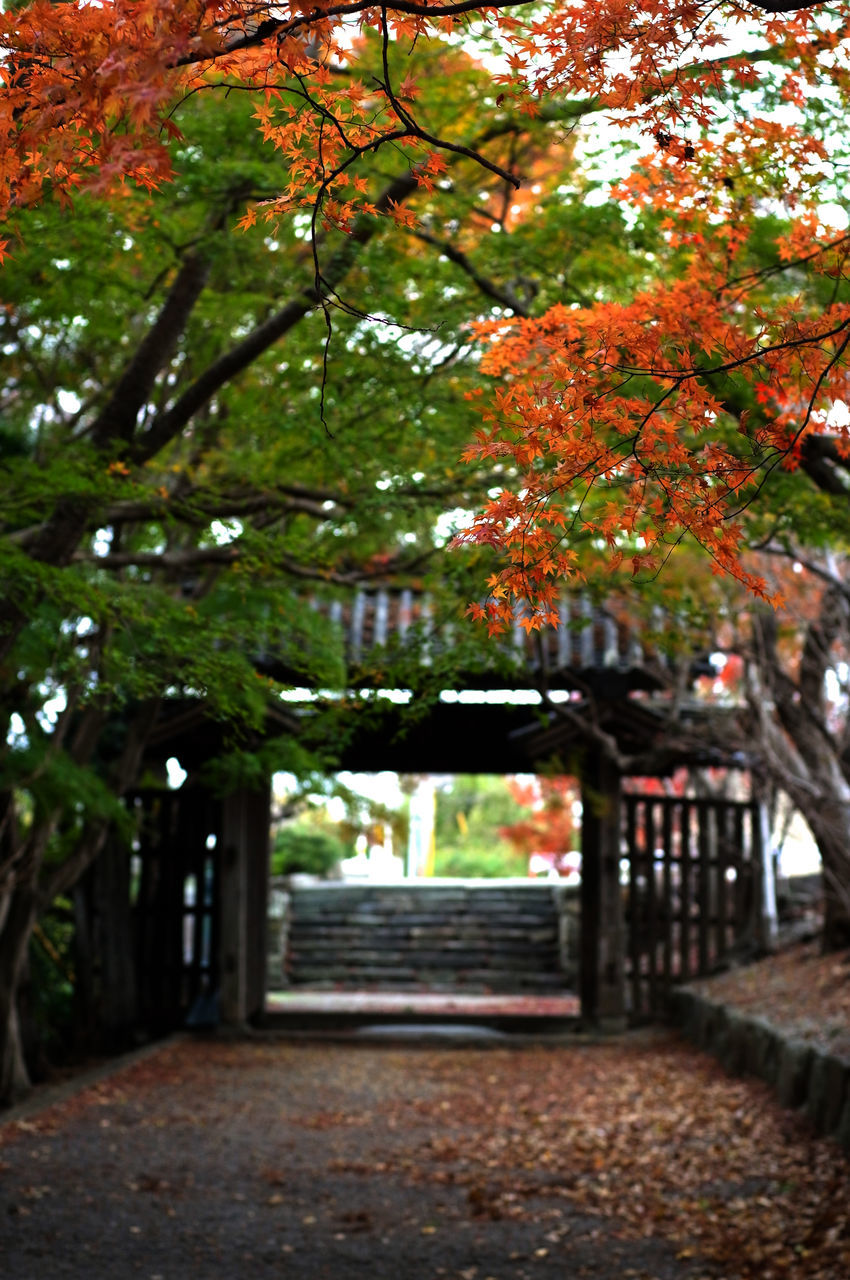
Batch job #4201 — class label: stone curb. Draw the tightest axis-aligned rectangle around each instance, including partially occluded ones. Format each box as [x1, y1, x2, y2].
[0, 1033, 187, 1129]
[669, 988, 850, 1154]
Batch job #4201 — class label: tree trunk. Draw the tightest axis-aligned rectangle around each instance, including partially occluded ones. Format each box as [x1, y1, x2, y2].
[0, 883, 37, 1107]
[802, 809, 850, 951]
[755, 726, 850, 950]
[748, 602, 850, 953]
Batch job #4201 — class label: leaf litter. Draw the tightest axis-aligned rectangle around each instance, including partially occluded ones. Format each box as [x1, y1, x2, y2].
[0, 1020, 846, 1278]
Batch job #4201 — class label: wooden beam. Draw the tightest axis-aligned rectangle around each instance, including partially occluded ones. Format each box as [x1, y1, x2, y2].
[579, 751, 626, 1028]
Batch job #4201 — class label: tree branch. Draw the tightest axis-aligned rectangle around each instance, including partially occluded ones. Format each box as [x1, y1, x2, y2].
[181, 0, 823, 70]
[72, 543, 427, 585]
[134, 169, 420, 463]
[410, 227, 530, 317]
[801, 435, 850, 497]
[89, 250, 211, 450]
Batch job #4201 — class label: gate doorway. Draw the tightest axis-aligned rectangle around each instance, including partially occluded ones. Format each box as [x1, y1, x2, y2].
[269, 778, 770, 1025]
[120, 773, 770, 1037]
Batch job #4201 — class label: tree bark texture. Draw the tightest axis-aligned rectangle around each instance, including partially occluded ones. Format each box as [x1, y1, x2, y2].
[0, 883, 37, 1106]
[749, 602, 850, 952]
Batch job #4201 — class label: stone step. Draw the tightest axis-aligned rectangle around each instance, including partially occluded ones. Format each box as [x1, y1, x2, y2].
[288, 966, 570, 989]
[289, 947, 560, 969]
[288, 932, 559, 951]
[289, 910, 559, 927]
[282, 882, 576, 996]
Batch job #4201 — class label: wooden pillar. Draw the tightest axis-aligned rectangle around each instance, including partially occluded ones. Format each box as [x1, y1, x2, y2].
[219, 782, 271, 1026]
[579, 751, 626, 1028]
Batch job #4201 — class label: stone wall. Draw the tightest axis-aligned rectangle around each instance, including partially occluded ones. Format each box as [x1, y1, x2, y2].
[269, 879, 578, 994]
[670, 988, 850, 1154]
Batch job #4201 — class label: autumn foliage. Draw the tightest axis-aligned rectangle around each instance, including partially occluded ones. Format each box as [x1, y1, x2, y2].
[499, 776, 579, 874]
[4, 0, 850, 1097]
[4, 2, 850, 635]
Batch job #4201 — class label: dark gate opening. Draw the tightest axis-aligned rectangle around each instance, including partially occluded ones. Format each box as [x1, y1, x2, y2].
[133, 786, 221, 1033]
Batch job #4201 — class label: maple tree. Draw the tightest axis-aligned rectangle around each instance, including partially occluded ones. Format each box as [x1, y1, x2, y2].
[1, 11, 664, 1100]
[0, 49, 531, 1100]
[0, 2, 847, 631]
[2, 0, 850, 1102]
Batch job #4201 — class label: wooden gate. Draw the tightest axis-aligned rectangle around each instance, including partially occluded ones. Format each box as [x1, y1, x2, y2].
[132, 787, 221, 1032]
[622, 793, 764, 1018]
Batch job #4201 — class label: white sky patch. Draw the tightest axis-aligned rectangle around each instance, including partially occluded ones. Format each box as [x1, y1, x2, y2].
[166, 757, 188, 789]
[439, 688, 542, 704]
[818, 203, 849, 231]
[278, 687, 413, 703]
[92, 528, 112, 557]
[826, 400, 850, 429]
[56, 389, 81, 415]
[434, 507, 474, 544]
[337, 770, 405, 809]
[36, 688, 67, 732]
[7, 712, 26, 747]
[209, 519, 243, 545]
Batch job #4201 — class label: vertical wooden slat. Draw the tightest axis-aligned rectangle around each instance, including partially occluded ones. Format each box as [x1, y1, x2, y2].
[176, 788, 202, 1011]
[374, 588, 389, 648]
[645, 800, 658, 1014]
[750, 800, 765, 948]
[661, 799, 674, 994]
[579, 597, 594, 667]
[398, 588, 413, 641]
[627, 617, 643, 667]
[733, 805, 746, 933]
[349, 590, 366, 660]
[715, 802, 729, 965]
[601, 612, 618, 667]
[419, 596, 433, 666]
[557, 596, 571, 670]
[679, 801, 691, 982]
[697, 801, 711, 975]
[626, 795, 642, 1016]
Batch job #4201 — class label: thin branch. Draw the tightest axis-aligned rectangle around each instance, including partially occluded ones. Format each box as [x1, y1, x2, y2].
[410, 227, 530, 316]
[71, 543, 431, 584]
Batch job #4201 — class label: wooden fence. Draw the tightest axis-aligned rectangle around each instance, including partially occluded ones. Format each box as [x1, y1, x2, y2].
[623, 794, 764, 1017]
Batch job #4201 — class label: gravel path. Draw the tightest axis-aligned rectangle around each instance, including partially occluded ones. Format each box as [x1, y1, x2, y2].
[0, 1030, 836, 1280]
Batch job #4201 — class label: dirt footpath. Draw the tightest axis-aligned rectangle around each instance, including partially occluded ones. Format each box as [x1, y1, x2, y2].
[0, 1031, 847, 1280]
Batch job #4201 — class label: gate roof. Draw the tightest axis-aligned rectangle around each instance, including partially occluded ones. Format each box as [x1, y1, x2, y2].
[264, 586, 702, 695]
[147, 584, 730, 774]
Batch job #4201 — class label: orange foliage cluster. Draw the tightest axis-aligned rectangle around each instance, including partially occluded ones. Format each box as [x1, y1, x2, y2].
[500, 776, 579, 866]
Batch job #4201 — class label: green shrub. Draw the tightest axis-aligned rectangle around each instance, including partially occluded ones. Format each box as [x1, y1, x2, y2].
[432, 844, 528, 879]
[271, 827, 345, 877]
